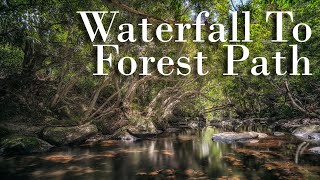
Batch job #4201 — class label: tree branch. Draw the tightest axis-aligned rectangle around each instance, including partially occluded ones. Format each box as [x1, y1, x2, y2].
[108, 0, 176, 24]
[285, 80, 319, 118]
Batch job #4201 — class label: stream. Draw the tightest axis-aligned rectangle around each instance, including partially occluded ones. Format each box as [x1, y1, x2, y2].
[0, 127, 319, 179]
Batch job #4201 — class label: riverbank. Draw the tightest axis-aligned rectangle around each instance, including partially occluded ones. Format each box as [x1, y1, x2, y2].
[1, 117, 320, 155]
[0, 127, 319, 180]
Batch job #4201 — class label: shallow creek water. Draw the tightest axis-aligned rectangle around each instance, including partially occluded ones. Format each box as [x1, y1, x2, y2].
[0, 127, 319, 180]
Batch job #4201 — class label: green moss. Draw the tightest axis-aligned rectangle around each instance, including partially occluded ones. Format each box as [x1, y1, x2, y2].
[46, 116, 80, 127]
[2, 136, 38, 147]
[0, 135, 52, 155]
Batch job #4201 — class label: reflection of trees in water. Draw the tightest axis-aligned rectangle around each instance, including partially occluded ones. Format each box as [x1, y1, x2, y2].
[7, 128, 317, 179]
[128, 128, 240, 177]
[194, 128, 234, 176]
[114, 128, 230, 174]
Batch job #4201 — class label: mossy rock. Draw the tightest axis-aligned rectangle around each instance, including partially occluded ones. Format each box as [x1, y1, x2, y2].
[42, 124, 98, 146]
[0, 123, 44, 136]
[95, 118, 126, 135]
[0, 136, 53, 155]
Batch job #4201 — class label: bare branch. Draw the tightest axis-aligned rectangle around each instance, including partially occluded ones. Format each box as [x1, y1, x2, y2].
[285, 80, 319, 118]
[108, 0, 176, 24]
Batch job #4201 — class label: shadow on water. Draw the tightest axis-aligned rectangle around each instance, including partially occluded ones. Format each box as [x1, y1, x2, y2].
[0, 127, 319, 179]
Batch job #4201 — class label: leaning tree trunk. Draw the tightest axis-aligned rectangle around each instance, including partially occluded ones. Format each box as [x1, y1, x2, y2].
[150, 90, 198, 130]
[285, 80, 320, 118]
[21, 40, 47, 77]
[22, 40, 34, 76]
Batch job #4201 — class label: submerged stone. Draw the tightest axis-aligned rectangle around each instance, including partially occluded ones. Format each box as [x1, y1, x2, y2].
[0, 135, 53, 155]
[222, 155, 244, 167]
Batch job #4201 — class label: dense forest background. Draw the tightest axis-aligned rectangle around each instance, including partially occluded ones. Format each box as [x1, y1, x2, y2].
[0, 0, 320, 136]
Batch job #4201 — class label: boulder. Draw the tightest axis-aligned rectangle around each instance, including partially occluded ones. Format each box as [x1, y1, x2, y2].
[112, 130, 137, 141]
[210, 119, 241, 130]
[308, 147, 320, 154]
[128, 120, 160, 134]
[187, 120, 206, 129]
[57, 105, 72, 119]
[292, 125, 320, 143]
[127, 129, 163, 139]
[95, 118, 129, 135]
[271, 118, 320, 131]
[85, 133, 113, 143]
[42, 124, 98, 146]
[273, 132, 285, 136]
[293, 125, 320, 137]
[0, 123, 44, 136]
[0, 136, 53, 155]
[212, 132, 268, 143]
[242, 118, 269, 126]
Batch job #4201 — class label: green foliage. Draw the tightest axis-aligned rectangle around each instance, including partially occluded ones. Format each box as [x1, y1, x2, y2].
[0, 44, 23, 75]
[1, 0, 320, 126]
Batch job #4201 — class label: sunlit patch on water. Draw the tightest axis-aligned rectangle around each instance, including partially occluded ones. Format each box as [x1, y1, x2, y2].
[99, 140, 119, 147]
[118, 148, 147, 153]
[32, 166, 97, 178]
[177, 135, 193, 141]
[216, 175, 242, 180]
[41, 154, 74, 163]
[222, 154, 243, 167]
[161, 150, 175, 156]
[98, 152, 116, 157]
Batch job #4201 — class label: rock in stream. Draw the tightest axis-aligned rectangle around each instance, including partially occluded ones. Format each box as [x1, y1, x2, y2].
[0, 135, 53, 155]
[292, 125, 320, 143]
[42, 124, 98, 146]
[308, 147, 320, 154]
[212, 132, 268, 143]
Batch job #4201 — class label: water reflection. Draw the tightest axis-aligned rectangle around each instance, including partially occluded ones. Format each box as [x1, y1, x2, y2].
[0, 127, 319, 179]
